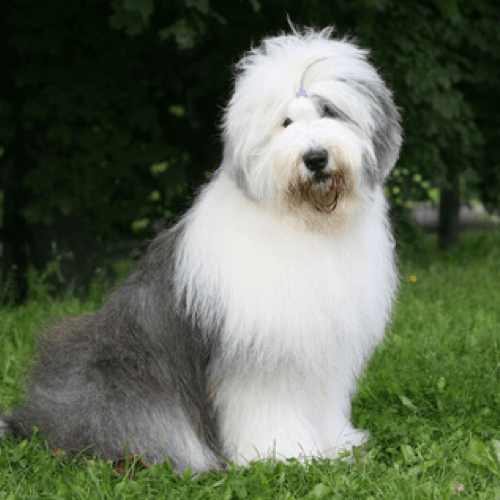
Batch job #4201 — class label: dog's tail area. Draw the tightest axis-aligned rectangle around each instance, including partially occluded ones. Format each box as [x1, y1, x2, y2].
[0, 416, 11, 437]
[0, 412, 22, 440]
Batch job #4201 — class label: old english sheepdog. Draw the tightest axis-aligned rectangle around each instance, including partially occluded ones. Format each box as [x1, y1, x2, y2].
[0, 25, 402, 474]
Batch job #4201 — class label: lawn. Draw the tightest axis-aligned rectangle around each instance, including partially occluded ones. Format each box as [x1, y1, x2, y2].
[1, 229, 499, 499]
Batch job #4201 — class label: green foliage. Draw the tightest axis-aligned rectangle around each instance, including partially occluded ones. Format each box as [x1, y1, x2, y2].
[110, 0, 154, 36]
[375, 1, 497, 207]
[25, 243, 74, 303]
[2, 0, 177, 239]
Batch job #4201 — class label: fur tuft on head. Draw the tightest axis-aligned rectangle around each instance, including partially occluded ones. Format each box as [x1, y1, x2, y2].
[221, 26, 401, 232]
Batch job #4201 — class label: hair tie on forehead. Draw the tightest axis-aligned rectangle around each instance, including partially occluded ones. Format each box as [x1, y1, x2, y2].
[298, 57, 330, 97]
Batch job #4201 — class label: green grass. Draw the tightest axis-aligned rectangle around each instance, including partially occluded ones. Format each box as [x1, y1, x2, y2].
[1, 230, 499, 498]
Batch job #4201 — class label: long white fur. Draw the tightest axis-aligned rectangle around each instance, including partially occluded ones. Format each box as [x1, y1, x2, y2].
[176, 174, 397, 464]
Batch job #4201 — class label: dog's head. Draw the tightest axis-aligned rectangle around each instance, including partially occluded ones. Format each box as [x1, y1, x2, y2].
[221, 27, 402, 227]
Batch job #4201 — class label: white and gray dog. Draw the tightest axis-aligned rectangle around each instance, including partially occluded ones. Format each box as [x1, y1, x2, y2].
[0, 25, 401, 474]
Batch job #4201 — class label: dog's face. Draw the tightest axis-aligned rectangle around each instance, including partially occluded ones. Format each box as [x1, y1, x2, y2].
[221, 29, 402, 228]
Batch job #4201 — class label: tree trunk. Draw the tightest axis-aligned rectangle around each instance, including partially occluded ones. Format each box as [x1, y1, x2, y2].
[438, 171, 460, 251]
[0, 155, 29, 304]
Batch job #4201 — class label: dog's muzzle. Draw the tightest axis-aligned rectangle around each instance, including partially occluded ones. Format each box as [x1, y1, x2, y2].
[286, 147, 351, 213]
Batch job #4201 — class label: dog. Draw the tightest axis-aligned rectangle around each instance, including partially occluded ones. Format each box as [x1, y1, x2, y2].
[0, 25, 402, 474]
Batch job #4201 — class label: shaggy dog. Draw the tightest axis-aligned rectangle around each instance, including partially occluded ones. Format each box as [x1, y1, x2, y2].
[0, 25, 402, 474]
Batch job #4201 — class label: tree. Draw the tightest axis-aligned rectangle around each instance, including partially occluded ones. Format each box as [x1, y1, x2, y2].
[0, 0, 172, 302]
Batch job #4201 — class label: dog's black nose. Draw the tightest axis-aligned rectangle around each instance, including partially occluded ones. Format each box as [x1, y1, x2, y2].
[303, 149, 329, 173]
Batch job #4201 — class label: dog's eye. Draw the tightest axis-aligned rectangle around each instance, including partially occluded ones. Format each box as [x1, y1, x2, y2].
[322, 104, 337, 119]
[282, 117, 293, 128]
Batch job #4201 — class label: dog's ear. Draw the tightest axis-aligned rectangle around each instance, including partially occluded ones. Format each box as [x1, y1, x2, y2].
[370, 82, 403, 181]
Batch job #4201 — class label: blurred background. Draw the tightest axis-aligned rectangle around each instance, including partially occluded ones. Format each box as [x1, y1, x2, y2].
[0, 0, 499, 304]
